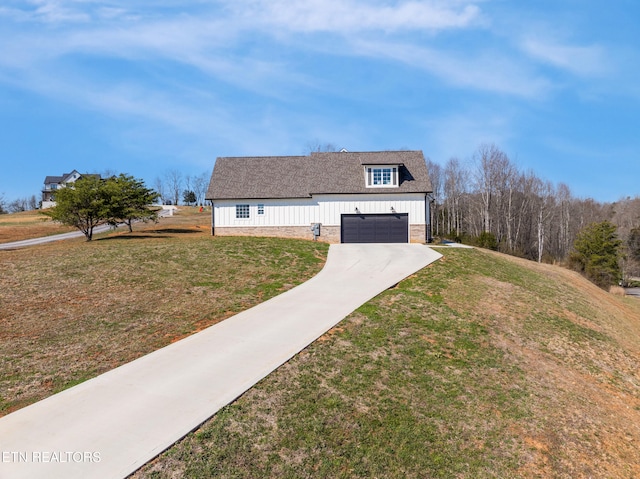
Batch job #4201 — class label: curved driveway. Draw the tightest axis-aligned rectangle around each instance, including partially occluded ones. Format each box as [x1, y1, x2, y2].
[0, 243, 442, 479]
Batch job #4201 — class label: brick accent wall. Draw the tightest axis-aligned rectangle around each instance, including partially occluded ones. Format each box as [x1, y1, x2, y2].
[214, 226, 333, 243]
[214, 224, 427, 244]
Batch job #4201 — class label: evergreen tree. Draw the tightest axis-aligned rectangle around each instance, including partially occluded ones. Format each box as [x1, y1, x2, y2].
[43, 174, 158, 240]
[108, 174, 160, 232]
[570, 221, 622, 288]
[182, 190, 197, 206]
[42, 175, 111, 241]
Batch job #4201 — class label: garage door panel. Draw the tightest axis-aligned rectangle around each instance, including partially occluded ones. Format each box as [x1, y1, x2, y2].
[341, 214, 408, 243]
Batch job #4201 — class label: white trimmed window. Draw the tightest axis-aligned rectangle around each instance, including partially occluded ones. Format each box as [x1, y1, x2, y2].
[257, 204, 264, 215]
[235, 204, 250, 219]
[366, 166, 399, 187]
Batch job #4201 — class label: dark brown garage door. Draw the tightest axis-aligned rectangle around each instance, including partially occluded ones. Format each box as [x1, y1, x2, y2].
[341, 213, 409, 243]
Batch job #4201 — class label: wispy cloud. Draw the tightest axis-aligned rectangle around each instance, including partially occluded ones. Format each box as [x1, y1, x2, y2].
[521, 37, 609, 77]
[234, 0, 483, 33]
[352, 39, 552, 98]
[0, 0, 628, 151]
[0, 0, 91, 23]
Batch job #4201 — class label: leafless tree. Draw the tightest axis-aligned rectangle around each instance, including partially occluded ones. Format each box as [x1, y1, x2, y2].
[553, 183, 573, 259]
[6, 195, 38, 212]
[471, 143, 513, 239]
[425, 159, 443, 236]
[443, 157, 468, 238]
[154, 177, 167, 205]
[165, 169, 183, 206]
[305, 141, 340, 153]
[193, 171, 211, 206]
[530, 178, 556, 262]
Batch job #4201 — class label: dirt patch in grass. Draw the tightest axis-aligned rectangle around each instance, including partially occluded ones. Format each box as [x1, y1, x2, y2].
[448, 249, 640, 478]
[0, 209, 328, 416]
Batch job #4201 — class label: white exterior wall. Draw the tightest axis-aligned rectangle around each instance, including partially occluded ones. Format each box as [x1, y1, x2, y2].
[213, 193, 426, 227]
[213, 198, 319, 227]
[316, 193, 425, 225]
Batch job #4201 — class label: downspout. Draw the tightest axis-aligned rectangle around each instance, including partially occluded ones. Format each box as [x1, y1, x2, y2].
[210, 201, 215, 236]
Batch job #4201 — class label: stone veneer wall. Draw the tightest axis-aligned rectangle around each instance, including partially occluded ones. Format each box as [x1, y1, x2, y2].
[410, 224, 427, 243]
[214, 224, 427, 244]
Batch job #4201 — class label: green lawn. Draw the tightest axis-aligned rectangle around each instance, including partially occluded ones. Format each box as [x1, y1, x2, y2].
[132, 248, 640, 478]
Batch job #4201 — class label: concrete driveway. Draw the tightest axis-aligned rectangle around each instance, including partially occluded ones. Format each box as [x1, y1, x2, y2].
[0, 243, 442, 479]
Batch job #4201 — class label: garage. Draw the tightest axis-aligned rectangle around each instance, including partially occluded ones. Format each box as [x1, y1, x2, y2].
[341, 213, 409, 243]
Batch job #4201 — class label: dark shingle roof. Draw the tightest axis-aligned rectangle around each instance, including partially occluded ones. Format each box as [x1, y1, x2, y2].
[44, 175, 65, 184]
[206, 151, 431, 200]
[43, 171, 100, 185]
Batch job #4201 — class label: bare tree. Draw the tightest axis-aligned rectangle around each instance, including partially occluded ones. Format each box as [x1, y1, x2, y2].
[165, 169, 183, 206]
[554, 183, 573, 259]
[531, 178, 556, 262]
[193, 171, 211, 206]
[305, 141, 340, 153]
[425, 159, 443, 237]
[154, 176, 167, 205]
[443, 157, 468, 238]
[6, 195, 38, 212]
[472, 143, 511, 235]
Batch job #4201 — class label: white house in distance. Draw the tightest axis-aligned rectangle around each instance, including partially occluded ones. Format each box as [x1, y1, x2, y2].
[205, 150, 433, 243]
[42, 170, 99, 208]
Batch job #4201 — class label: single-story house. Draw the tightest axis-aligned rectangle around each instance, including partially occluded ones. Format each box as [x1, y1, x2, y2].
[205, 150, 433, 243]
[42, 170, 100, 209]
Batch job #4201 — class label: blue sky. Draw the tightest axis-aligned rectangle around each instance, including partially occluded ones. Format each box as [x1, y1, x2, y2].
[1, 0, 639, 203]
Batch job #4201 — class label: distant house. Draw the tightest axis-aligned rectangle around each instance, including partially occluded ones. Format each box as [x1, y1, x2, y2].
[42, 170, 100, 209]
[205, 150, 433, 243]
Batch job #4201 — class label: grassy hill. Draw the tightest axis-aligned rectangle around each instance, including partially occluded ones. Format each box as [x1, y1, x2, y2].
[0, 209, 328, 415]
[132, 247, 640, 478]
[2, 210, 640, 477]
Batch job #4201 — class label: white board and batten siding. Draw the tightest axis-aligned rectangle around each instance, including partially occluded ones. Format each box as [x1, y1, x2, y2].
[213, 193, 427, 228]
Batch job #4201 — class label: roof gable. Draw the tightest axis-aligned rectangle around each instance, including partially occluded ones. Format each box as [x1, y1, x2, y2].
[207, 151, 431, 200]
[43, 170, 99, 185]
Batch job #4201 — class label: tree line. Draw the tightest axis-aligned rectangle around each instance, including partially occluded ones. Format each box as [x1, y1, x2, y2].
[427, 143, 640, 287]
[0, 194, 39, 214]
[153, 170, 210, 206]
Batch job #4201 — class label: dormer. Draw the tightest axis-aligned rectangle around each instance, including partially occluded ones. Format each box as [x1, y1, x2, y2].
[363, 163, 402, 188]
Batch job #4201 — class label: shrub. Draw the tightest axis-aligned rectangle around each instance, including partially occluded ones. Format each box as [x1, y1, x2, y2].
[473, 231, 498, 250]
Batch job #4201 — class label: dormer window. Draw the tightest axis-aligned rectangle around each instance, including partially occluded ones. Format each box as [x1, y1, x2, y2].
[365, 166, 399, 188]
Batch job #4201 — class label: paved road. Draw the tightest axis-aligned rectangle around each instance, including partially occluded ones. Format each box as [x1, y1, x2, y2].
[0, 209, 172, 250]
[0, 224, 117, 250]
[0, 243, 442, 479]
[626, 287, 640, 298]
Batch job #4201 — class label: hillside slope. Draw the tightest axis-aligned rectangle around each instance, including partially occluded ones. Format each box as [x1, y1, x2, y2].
[134, 248, 640, 479]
